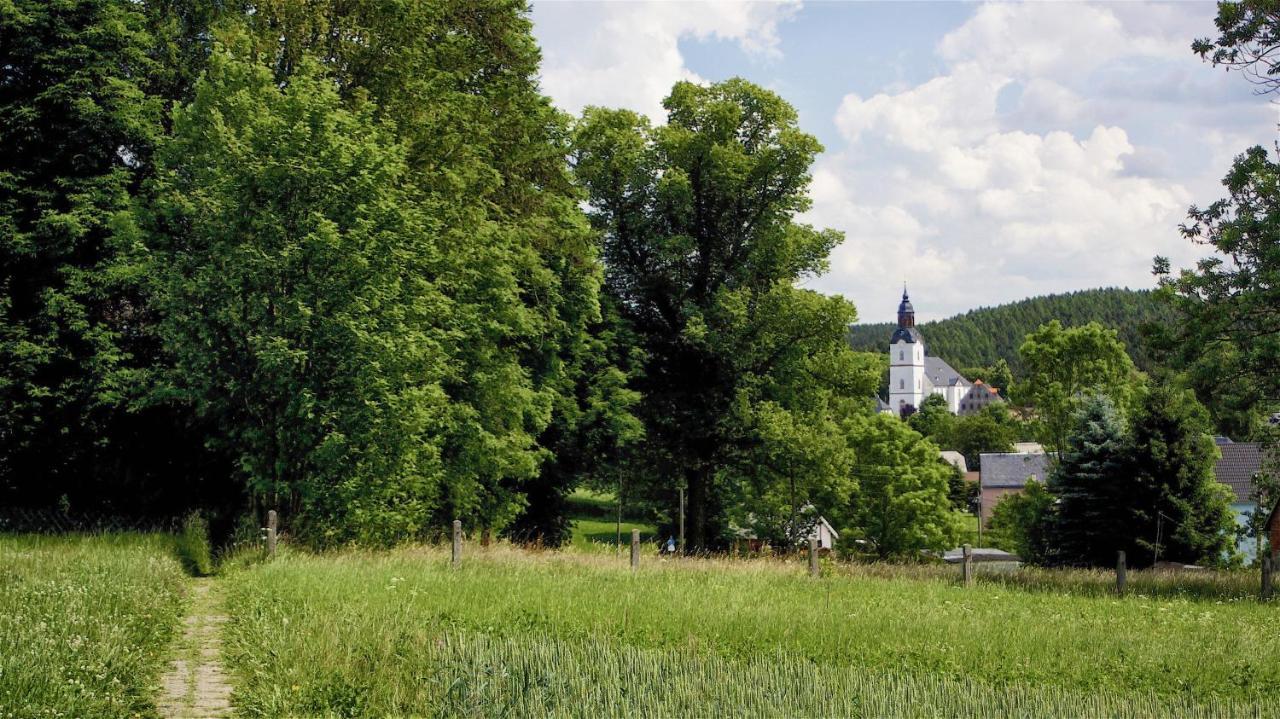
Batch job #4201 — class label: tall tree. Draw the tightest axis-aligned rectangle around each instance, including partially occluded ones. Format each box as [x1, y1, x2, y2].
[1125, 384, 1236, 565]
[1155, 1, 1280, 439]
[1014, 320, 1140, 452]
[843, 413, 957, 559]
[0, 0, 170, 508]
[234, 0, 613, 539]
[1046, 394, 1130, 567]
[143, 47, 460, 543]
[573, 79, 878, 550]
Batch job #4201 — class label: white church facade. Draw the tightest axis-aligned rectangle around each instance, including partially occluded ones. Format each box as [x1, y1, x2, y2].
[882, 289, 1001, 417]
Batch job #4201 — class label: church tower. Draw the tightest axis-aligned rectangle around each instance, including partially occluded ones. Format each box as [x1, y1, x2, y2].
[888, 287, 925, 413]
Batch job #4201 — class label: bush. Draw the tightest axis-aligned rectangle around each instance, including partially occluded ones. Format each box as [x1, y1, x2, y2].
[175, 511, 214, 576]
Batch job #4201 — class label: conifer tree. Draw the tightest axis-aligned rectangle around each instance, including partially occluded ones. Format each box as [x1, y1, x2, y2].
[1047, 395, 1130, 567]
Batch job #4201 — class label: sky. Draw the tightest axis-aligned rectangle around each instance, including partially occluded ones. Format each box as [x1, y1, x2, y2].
[530, 1, 1279, 323]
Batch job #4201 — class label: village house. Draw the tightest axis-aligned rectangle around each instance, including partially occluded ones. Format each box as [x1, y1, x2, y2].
[978, 451, 1052, 525]
[1212, 441, 1276, 562]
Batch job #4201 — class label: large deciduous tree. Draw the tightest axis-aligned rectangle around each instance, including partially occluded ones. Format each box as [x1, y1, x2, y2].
[573, 79, 879, 550]
[1014, 320, 1140, 453]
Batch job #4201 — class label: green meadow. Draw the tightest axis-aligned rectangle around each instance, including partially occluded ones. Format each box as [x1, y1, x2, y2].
[4, 534, 1278, 718]
[220, 546, 1279, 718]
[0, 534, 187, 718]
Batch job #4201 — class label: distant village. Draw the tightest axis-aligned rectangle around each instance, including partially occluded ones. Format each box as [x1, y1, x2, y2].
[872, 289, 1279, 565]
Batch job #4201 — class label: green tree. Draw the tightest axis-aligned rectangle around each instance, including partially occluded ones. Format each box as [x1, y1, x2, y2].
[1153, 1, 1280, 440]
[573, 79, 878, 550]
[235, 0, 615, 541]
[143, 47, 463, 543]
[986, 479, 1052, 563]
[843, 413, 957, 559]
[0, 0, 195, 509]
[949, 403, 1020, 470]
[1125, 384, 1236, 566]
[908, 394, 955, 442]
[1014, 320, 1139, 452]
[1046, 394, 1130, 567]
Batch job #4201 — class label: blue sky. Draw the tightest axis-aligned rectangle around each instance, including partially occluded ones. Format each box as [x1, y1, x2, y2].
[531, 2, 1277, 322]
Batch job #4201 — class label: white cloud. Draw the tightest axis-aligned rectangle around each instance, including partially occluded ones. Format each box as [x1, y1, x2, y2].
[532, 1, 800, 122]
[808, 2, 1269, 322]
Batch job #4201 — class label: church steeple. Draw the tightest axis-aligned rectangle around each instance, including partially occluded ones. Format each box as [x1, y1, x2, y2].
[897, 285, 915, 329]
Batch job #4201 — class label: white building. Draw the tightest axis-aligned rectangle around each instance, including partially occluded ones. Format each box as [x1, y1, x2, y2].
[886, 288, 1001, 416]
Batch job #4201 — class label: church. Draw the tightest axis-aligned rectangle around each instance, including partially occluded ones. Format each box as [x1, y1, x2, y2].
[880, 289, 1001, 417]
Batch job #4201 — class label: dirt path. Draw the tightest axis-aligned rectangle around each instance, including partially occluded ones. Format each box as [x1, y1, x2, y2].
[156, 578, 233, 718]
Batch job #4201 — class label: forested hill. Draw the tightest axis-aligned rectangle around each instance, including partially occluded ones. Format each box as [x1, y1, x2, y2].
[847, 288, 1173, 375]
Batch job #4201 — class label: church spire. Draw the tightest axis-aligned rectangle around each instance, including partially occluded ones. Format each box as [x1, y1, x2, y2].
[897, 285, 915, 328]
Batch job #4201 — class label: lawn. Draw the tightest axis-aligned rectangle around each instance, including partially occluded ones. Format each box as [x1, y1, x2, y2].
[221, 544, 1280, 717]
[565, 488, 658, 552]
[0, 534, 187, 718]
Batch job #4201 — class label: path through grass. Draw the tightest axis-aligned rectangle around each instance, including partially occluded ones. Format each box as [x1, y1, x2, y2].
[156, 578, 233, 718]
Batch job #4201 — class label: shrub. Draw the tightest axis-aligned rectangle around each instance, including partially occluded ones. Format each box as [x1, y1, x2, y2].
[175, 510, 214, 576]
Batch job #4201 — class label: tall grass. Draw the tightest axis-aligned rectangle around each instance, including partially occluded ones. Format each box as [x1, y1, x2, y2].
[222, 545, 1280, 717]
[0, 533, 187, 718]
[174, 511, 215, 576]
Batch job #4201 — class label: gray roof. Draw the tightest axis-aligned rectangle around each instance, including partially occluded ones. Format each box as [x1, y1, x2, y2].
[980, 452, 1052, 489]
[1213, 443, 1273, 504]
[925, 355, 970, 388]
[939, 451, 968, 473]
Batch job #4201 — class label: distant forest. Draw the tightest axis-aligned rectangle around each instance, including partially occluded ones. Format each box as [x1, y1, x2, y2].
[847, 288, 1173, 377]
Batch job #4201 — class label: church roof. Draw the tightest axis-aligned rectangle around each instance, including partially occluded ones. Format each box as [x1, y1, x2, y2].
[924, 356, 970, 389]
[890, 326, 923, 344]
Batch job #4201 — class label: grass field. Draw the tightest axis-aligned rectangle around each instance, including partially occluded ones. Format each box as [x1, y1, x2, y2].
[221, 545, 1280, 717]
[565, 489, 658, 552]
[0, 534, 187, 718]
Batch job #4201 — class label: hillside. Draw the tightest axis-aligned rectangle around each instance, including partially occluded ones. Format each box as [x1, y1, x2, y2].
[847, 288, 1172, 376]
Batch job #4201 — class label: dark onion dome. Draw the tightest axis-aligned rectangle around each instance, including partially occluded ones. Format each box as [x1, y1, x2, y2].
[897, 289, 914, 318]
[891, 325, 923, 344]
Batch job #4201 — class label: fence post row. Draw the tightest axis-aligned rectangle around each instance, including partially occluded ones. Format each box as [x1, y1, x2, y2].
[962, 544, 973, 587]
[1116, 550, 1127, 596]
[266, 509, 278, 560]
[630, 528, 640, 571]
[809, 536, 819, 578]
[451, 520, 462, 569]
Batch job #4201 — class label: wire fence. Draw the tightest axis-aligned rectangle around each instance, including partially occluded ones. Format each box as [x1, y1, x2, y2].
[0, 507, 181, 534]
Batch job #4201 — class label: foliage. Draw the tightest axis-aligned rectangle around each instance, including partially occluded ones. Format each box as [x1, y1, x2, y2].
[847, 288, 1172, 376]
[1125, 384, 1237, 566]
[0, 534, 186, 717]
[842, 414, 957, 558]
[176, 510, 214, 576]
[0, 0, 215, 514]
[1045, 395, 1132, 567]
[1044, 389, 1236, 568]
[143, 47, 461, 544]
[1153, 2, 1280, 440]
[987, 479, 1053, 562]
[572, 79, 879, 550]
[948, 404, 1021, 470]
[221, 545, 1280, 714]
[1014, 320, 1140, 452]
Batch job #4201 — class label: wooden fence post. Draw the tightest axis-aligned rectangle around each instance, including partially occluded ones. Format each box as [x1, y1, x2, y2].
[266, 509, 277, 560]
[1116, 550, 1127, 596]
[962, 544, 973, 587]
[451, 520, 462, 569]
[1262, 555, 1273, 601]
[809, 536, 819, 578]
[630, 529, 640, 571]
